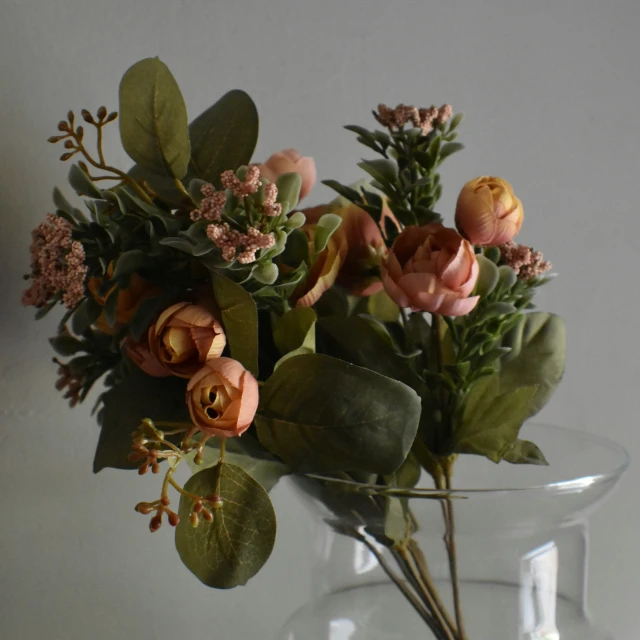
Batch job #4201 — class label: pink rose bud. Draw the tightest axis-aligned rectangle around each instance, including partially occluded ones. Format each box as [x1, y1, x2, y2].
[382, 224, 480, 317]
[186, 358, 259, 438]
[258, 149, 316, 201]
[125, 338, 172, 378]
[147, 302, 226, 379]
[455, 176, 524, 247]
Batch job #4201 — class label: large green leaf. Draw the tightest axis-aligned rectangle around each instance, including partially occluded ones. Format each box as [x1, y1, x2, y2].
[499, 312, 566, 416]
[272, 307, 316, 357]
[93, 366, 190, 472]
[211, 272, 259, 375]
[186, 440, 289, 493]
[455, 374, 537, 463]
[255, 353, 421, 475]
[175, 463, 276, 589]
[119, 58, 191, 179]
[188, 90, 258, 187]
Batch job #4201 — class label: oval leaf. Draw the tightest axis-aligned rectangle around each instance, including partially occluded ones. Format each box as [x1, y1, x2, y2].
[119, 58, 191, 179]
[175, 463, 276, 589]
[211, 272, 258, 375]
[188, 90, 258, 186]
[255, 353, 421, 475]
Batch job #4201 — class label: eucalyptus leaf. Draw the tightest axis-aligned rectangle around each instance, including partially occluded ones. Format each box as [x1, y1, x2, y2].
[253, 262, 279, 285]
[497, 265, 517, 289]
[499, 312, 566, 416]
[112, 250, 149, 279]
[314, 213, 342, 255]
[71, 297, 103, 335]
[502, 439, 549, 466]
[474, 255, 500, 297]
[53, 187, 86, 223]
[211, 272, 258, 375]
[188, 90, 258, 187]
[118, 57, 191, 179]
[94, 367, 190, 472]
[175, 463, 276, 589]
[68, 164, 102, 198]
[272, 307, 316, 356]
[275, 172, 302, 212]
[255, 353, 421, 474]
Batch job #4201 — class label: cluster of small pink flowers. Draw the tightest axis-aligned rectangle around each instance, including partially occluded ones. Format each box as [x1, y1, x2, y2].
[374, 103, 453, 134]
[262, 182, 282, 217]
[499, 241, 552, 280]
[190, 184, 227, 222]
[206, 223, 275, 264]
[55, 361, 83, 407]
[220, 165, 261, 198]
[22, 213, 88, 309]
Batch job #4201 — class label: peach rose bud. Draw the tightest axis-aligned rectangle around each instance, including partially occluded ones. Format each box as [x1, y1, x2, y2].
[186, 358, 259, 438]
[382, 224, 479, 317]
[455, 176, 524, 247]
[125, 339, 171, 378]
[258, 149, 316, 201]
[148, 302, 226, 378]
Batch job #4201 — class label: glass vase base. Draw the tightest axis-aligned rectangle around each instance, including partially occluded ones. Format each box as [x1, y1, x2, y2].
[277, 580, 612, 640]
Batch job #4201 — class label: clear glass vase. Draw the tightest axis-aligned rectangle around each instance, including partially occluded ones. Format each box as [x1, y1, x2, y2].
[277, 424, 628, 640]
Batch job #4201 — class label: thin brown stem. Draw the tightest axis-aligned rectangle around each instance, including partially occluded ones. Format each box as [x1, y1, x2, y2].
[359, 536, 446, 639]
[96, 124, 106, 166]
[408, 540, 459, 637]
[439, 468, 467, 640]
[394, 547, 456, 640]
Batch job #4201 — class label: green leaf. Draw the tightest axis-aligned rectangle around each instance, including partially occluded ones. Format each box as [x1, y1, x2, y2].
[272, 307, 316, 356]
[175, 463, 276, 589]
[112, 250, 149, 279]
[357, 159, 398, 185]
[49, 335, 83, 356]
[103, 287, 119, 328]
[185, 441, 289, 492]
[474, 255, 500, 297]
[322, 180, 362, 205]
[502, 439, 549, 466]
[68, 164, 102, 198]
[211, 272, 258, 375]
[275, 172, 302, 212]
[362, 289, 400, 323]
[499, 312, 566, 416]
[456, 375, 537, 463]
[253, 262, 278, 285]
[71, 297, 102, 335]
[53, 187, 87, 223]
[188, 90, 258, 187]
[438, 142, 464, 162]
[94, 367, 190, 472]
[118, 57, 191, 179]
[255, 353, 421, 474]
[497, 265, 517, 289]
[280, 228, 309, 267]
[314, 213, 342, 255]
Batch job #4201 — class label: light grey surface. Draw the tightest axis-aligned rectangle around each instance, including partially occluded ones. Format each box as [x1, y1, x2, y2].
[0, 0, 638, 638]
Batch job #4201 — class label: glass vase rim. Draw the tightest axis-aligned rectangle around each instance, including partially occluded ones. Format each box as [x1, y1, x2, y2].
[298, 423, 629, 498]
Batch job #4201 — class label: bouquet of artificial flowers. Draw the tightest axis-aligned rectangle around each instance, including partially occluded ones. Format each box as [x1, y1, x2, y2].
[23, 58, 564, 639]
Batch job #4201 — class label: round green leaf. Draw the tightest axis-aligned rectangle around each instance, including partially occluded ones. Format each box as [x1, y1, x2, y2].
[474, 254, 499, 297]
[119, 57, 191, 179]
[175, 463, 277, 589]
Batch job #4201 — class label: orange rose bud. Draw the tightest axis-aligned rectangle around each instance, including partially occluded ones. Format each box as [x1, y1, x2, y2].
[147, 302, 226, 379]
[382, 224, 479, 317]
[455, 176, 523, 247]
[258, 149, 316, 201]
[186, 357, 259, 438]
[125, 338, 171, 378]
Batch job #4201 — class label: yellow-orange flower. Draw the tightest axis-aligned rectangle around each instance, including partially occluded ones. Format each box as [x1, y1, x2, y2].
[455, 176, 523, 247]
[382, 224, 479, 316]
[186, 358, 259, 438]
[147, 302, 226, 378]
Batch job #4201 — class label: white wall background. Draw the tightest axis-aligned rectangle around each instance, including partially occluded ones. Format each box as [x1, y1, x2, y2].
[1, 0, 638, 638]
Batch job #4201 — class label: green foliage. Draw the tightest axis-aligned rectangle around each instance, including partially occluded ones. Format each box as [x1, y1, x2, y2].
[188, 90, 258, 187]
[502, 439, 549, 465]
[313, 213, 342, 254]
[211, 272, 259, 375]
[275, 172, 302, 213]
[94, 366, 190, 472]
[499, 312, 566, 416]
[118, 58, 191, 179]
[175, 463, 276, 588]
[272, 307, 316, 358]
[255, 353, 421, 475]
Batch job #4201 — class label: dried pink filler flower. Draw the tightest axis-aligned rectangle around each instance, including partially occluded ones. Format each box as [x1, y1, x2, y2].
[22, 213, 88, 309]
[220, 165, 261, 198]
[262, 182, 282, 217]
[206, 223, 275, 264]
[499, 241, 552, 280]
[191, 184, 227, 222]
[374, 103, 452, 134]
